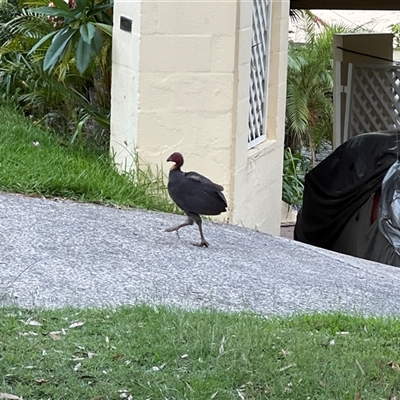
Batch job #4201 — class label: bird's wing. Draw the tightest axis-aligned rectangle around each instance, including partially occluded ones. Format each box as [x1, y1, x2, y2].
[168, 170, 227, 215]
[185, 171, 224, 191]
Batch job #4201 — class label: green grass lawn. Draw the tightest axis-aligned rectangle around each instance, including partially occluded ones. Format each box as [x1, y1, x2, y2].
[0, 105, 176, 212]
[1, 306, 400, 400]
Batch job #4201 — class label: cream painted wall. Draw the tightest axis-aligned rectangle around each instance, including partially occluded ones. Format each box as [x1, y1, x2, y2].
[136, 0, 236, 195]
[230, 0, 289, 234]
[110, 1, 141, 171]
[110, 0, 290, 235]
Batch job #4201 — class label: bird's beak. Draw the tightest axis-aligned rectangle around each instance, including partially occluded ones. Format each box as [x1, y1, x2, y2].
[166, 156, 172, 162]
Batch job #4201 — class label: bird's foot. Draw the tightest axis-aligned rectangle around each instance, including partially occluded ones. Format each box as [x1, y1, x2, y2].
[165, 226, 180, 238]
[193, 239, 209, 248]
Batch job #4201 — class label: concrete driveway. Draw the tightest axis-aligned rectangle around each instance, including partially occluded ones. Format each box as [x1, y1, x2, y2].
[1, 192, 400, 315]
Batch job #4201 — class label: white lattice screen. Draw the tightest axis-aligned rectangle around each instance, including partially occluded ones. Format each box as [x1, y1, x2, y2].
[344, 63, 400, 141]
[248, 0, 270, 149]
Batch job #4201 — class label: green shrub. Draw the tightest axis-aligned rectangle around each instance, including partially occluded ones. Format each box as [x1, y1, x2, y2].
[282, 148, 311, 207]
[0, 0, 112, 150]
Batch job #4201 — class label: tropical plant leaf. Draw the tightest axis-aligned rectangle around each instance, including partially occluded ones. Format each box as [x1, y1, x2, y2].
[51, 0, 71, 11]
[28, 6, 74, 18]
[91, 28, 102, 53]
[74, 0, 87, 13]
[75, 35, 93, 74]
[64, 84, 110, 128]
[289, 9, 304, 23]
[60, 39, 73, 66]
[88, 2, 113, 16]
[80, 22, 96, 44]
[27, 30, 57, 56]
[93, 22, 112, 36]
[71, 113, 90, 144]
[44, 28, 75, 71]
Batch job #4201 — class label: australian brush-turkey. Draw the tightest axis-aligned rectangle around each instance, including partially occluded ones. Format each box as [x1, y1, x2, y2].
[165, 152, 227, 247]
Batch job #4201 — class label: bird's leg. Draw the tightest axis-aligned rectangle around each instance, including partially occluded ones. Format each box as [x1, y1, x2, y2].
[195, 223, 209, 247]
[187, 213, 209, 247]
[165, 217, 194, 238]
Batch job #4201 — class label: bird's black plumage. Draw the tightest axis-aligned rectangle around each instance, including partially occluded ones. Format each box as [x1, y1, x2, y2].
[168, 170, 227, 215]
[165, 152, 227, 247]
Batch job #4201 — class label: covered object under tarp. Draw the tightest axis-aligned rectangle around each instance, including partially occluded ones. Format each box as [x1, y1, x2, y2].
[294, 131, 400, 267]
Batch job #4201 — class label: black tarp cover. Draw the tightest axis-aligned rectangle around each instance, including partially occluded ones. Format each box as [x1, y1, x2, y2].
[294, 131, 400, 249]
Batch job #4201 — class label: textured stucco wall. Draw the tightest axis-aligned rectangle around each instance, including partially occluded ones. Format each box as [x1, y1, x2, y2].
[136, 0, 237, 195]
[110, 1, 141, 171]
[231, 0, 289, 234]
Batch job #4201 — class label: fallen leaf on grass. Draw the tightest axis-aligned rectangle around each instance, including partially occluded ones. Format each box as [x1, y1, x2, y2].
[150, 363, 166, 372]
[184, 381, 194, 392]
[219, 336, 226, 354]
[71, 356, 85, 361]
[389, 396, 398, 400]
[69, 321, 84, 329]
[18, 331, 38, 336]
[236, 389, 245, 400]
[354, 389, 362, 400]
[118, 389, 133, 400]
[35, 379, 48, 384]
[355, 359, 365, 375]
[49, 332, 61, 340]
[74, 362, 81, 372]
[22, 319, 42, 326]
[388, 361, 400, 371]
[48, 329, 66, 339]
[74, 350, 95, 360]
[279, 363, 296, 372]
[211, 391, 219, 399]
[0, 394, 22, 399]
